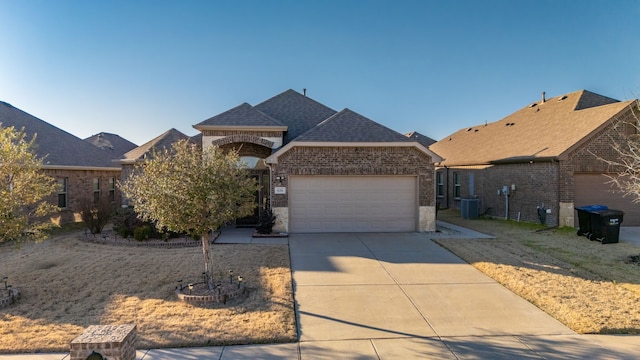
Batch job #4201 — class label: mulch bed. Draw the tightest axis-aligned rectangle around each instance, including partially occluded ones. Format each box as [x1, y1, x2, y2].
[79, 230, 219, 248]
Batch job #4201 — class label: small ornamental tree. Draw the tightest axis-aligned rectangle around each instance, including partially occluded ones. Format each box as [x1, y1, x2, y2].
[0, 125, 58, 243]
[120, 140, 258, 289]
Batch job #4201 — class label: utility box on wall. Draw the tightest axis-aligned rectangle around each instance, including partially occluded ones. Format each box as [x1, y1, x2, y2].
[460, 198, 480, 219]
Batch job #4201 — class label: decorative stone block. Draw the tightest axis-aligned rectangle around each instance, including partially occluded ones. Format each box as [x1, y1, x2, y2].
[70, 324, 136, 360]
[419, 206, 436, 232]
[559, 202, 575, 227]
[272, 207, 289, 233]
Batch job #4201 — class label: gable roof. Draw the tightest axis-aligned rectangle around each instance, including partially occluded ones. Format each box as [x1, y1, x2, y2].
[0, 101, 120, 169]
[430, 90, 636, 166]
[118, 128, 195, 164]
[85, 132, 138, 158]
[193, 102, 286, 129]
[294, 108, 412, 142]
[405, 131, 436, 147]
[254, 89, 337, 143]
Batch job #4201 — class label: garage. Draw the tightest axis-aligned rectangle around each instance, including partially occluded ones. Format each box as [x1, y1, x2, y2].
[574, 173, 640, 226]
[289, 176, 418, 233]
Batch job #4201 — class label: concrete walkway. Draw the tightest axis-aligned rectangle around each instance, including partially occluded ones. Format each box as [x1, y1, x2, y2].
[2, 222, 639, 359]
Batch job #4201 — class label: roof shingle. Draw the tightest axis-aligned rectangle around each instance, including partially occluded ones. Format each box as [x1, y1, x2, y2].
[194, 103, 285, 128]
[119, 128, 195, 163]
[85, 132, 138, 158]
[255, 89, 337, 143]
[294, 108, 412, 142]
[430, 90, 636, 166]
[0, 101, 119, 168]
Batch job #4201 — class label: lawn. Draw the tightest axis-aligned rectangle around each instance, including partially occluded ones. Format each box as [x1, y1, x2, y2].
[0, 230, 296, 353]
[435, 209, 640, 334]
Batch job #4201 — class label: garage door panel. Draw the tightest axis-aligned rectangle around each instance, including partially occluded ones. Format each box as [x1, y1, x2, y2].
[290, 176, 417, 233]
[574, 174, 640, 226]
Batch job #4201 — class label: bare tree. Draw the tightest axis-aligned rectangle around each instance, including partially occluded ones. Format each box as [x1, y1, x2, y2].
[593, 102, 640, 202]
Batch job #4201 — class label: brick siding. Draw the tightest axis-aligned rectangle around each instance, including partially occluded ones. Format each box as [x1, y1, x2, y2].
[220, 142, 273, 158]
[45, 168, 122, 224]
[270, 146, 434, 207]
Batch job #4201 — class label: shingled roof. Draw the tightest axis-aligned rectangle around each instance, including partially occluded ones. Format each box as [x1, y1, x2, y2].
[294, 108, 412, 142]
[194, 102, 285, 128]
[255, 89, 337, 143]
[118, 128, 195, 164]
[430, 90, 636, 166]
[85, 132, 137, 158]
[405, 131, 436, 147]
[0, 101, 119, 168]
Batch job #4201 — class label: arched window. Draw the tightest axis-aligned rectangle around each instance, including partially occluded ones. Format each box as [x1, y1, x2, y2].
[240, 156, 266, 169]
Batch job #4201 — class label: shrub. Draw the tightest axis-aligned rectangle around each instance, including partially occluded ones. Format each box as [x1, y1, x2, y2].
[256, 207, 276, 234]
[112, 206, 144, 238]
[133, 225, 152, 241]
[79, 197, 116, 234]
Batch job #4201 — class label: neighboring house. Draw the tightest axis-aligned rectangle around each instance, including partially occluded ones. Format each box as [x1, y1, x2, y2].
[0, 101, 122, 223]
[85, 132, 138, 157]
[116, 128, 197, 197]
[429, 90, 639, 227]
[194, 89, 441, 233]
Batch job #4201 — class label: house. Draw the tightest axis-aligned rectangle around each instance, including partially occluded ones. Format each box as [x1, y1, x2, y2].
[0, 101, 123, 223]
[116, 128, 198, 198]
[85, 132, 138, 157]
[193, 89, 441, 233]
[429, 90, 639, 227]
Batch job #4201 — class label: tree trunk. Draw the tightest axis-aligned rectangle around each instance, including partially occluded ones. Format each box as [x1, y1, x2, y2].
[201, 231, 214, 290]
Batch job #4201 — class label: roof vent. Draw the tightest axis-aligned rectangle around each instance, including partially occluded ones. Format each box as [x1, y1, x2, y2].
[467, 128, 473, 132]
[558, 95, 567, 101]
[542, 91, 546, 103]
[529, 103, 537, 108]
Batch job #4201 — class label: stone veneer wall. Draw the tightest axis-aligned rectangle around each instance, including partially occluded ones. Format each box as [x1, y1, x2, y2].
[70, 324, 136, 360]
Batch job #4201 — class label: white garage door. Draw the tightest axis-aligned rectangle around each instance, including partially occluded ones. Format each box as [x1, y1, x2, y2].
[574, 174, 640, 226]
[289, 176, 417, 233]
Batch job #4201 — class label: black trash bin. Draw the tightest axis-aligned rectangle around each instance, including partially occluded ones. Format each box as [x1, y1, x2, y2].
[589, 209, 624, 244]
[575, 205, 608, 236]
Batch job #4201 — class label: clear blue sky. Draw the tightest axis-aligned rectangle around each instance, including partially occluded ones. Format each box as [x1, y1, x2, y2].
[1, 0, 639, 146]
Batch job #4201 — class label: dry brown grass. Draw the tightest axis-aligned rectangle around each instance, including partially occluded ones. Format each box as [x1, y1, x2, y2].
[0, 231, 295, 353]
[435, 209, 640, 334]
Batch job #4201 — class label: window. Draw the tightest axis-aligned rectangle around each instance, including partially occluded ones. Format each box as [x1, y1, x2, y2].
[108, 177, 116, 203]
[93, 178, 101, 203]
[239, 156, 266, 169]
[57, 178, 68, 208]
[453, 172, 461, 199]
[436, 171, 444, 197]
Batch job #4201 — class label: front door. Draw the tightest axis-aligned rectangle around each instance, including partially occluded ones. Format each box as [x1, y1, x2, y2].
[236, 171, 269, 227]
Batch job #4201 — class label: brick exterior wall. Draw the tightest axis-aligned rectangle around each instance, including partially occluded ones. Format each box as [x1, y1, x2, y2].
[45, 168, 122, 224]
[560, 109, 636, 202]
[220, 142, 273, 158]
[270, 146, 434, 208]
[438, 105, 637, 227]
[202, 130, 283, 138]
[440, 162, 559, 225]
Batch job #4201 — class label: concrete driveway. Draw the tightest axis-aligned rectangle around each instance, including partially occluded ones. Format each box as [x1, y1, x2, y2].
[290, 232, 639, 359]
